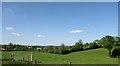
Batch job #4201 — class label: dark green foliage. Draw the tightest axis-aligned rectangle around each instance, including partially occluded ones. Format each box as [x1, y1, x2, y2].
[100, 35, 115, 56]
[111, 49, 119, 57]
[111, 47, 120, 57]
[15, 45, 23, 51]
[53, 46, 58, 54]
[83, 43, 89, 49]
[8, 43, 15, 50]
[114, 36, 120, 46]
[2, 35, 120, 56]
[2, 43, 32, 51]
[57, 44, 69, 54]
[89, 42, 100, 49]
[47, 46, 54, 53]
[70, 40, 83, 52]
[58, 47, 62, 54]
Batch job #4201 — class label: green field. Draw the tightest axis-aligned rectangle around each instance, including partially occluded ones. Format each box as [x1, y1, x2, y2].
[2, 48, 118, 64]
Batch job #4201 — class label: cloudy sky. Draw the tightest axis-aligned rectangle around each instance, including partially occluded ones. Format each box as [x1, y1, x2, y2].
[2, 2, 118, 46]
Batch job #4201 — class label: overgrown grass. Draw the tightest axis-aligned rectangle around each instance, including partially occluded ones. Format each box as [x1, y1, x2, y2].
[2, 48, 118, 64]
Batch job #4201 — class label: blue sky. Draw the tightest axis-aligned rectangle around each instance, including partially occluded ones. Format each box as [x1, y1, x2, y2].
[2, 2, 118, 46]
[2, 0, 120, 2]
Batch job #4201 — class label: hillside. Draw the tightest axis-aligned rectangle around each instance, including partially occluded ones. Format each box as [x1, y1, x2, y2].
[2, 48, 118, 64]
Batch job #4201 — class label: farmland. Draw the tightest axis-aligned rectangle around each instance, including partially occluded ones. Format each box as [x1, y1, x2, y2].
[2, 48, 118, 64]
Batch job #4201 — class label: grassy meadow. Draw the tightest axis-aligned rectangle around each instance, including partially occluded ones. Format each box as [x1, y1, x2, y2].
[2, 48, 118, 64]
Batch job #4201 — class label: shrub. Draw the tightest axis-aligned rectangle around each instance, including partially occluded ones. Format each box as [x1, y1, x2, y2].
[111, 47, 120, 57]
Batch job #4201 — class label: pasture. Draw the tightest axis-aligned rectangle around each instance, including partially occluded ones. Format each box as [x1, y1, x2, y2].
[2, 48, 118, 64]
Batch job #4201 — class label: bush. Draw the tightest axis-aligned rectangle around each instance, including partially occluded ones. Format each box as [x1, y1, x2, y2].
[111, 47, 120, 57]
[89, 42, 100, 49]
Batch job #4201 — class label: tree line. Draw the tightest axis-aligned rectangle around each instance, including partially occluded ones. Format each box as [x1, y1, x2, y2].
[2, 35, 120, 57]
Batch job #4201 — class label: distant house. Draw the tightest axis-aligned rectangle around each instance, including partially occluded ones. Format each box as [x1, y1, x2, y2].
[36, 47, 42, 50]
[0, 48, 5, 51]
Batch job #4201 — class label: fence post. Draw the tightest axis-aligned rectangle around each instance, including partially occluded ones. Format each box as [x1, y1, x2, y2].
[118, 55, 120, 66]
[69, 62, 71, 66]
[11, 52, 14, 61]
[31, 52, 33, 61]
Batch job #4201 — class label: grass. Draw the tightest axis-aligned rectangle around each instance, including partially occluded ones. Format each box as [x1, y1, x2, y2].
[2, 48, 118, 64]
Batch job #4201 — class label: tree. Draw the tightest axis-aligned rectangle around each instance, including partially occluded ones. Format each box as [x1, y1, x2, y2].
[71, 39, 83, 52]
[46, 46, 54, 53]
[58, 47, 62, 54]
[15, 45, 23, 51]
[78, 39, 83, 50]
[111, 47, 120, 57]
[61, 43, 66, 54]
[61, 43, 66, 50]
[2, 45, 8, 50]
[89, 40, 100, 49]
[93, 39, 102, 47]
[83, 43, 89, 49]
[53, 46, 58, 54]
[67, 46, 73, 52]
[111, 46, 120, 57]
[89, 42, 99, 49]
[114, 36, 120, 46]
[58, 43, 67, 54]
[100, 35, 115, 56]
[8, 43, 15, 50]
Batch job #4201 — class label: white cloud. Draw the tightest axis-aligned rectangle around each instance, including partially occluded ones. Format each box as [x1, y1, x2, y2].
[6, 27, 14, 30]
[37, 34, 45, 38]
[11, 32, 24, 36]
[70, 29, 83, 33]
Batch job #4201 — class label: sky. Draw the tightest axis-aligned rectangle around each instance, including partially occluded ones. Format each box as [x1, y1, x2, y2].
[2, 2, 118, 46]
[1, 0, 120, 2]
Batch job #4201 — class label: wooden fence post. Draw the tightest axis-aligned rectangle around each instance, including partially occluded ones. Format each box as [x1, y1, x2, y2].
[31, 52, 33, 61]
[69, 62, 71, 66]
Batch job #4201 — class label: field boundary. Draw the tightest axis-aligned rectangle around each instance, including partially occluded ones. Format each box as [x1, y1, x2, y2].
[1, 64, 119, 66]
